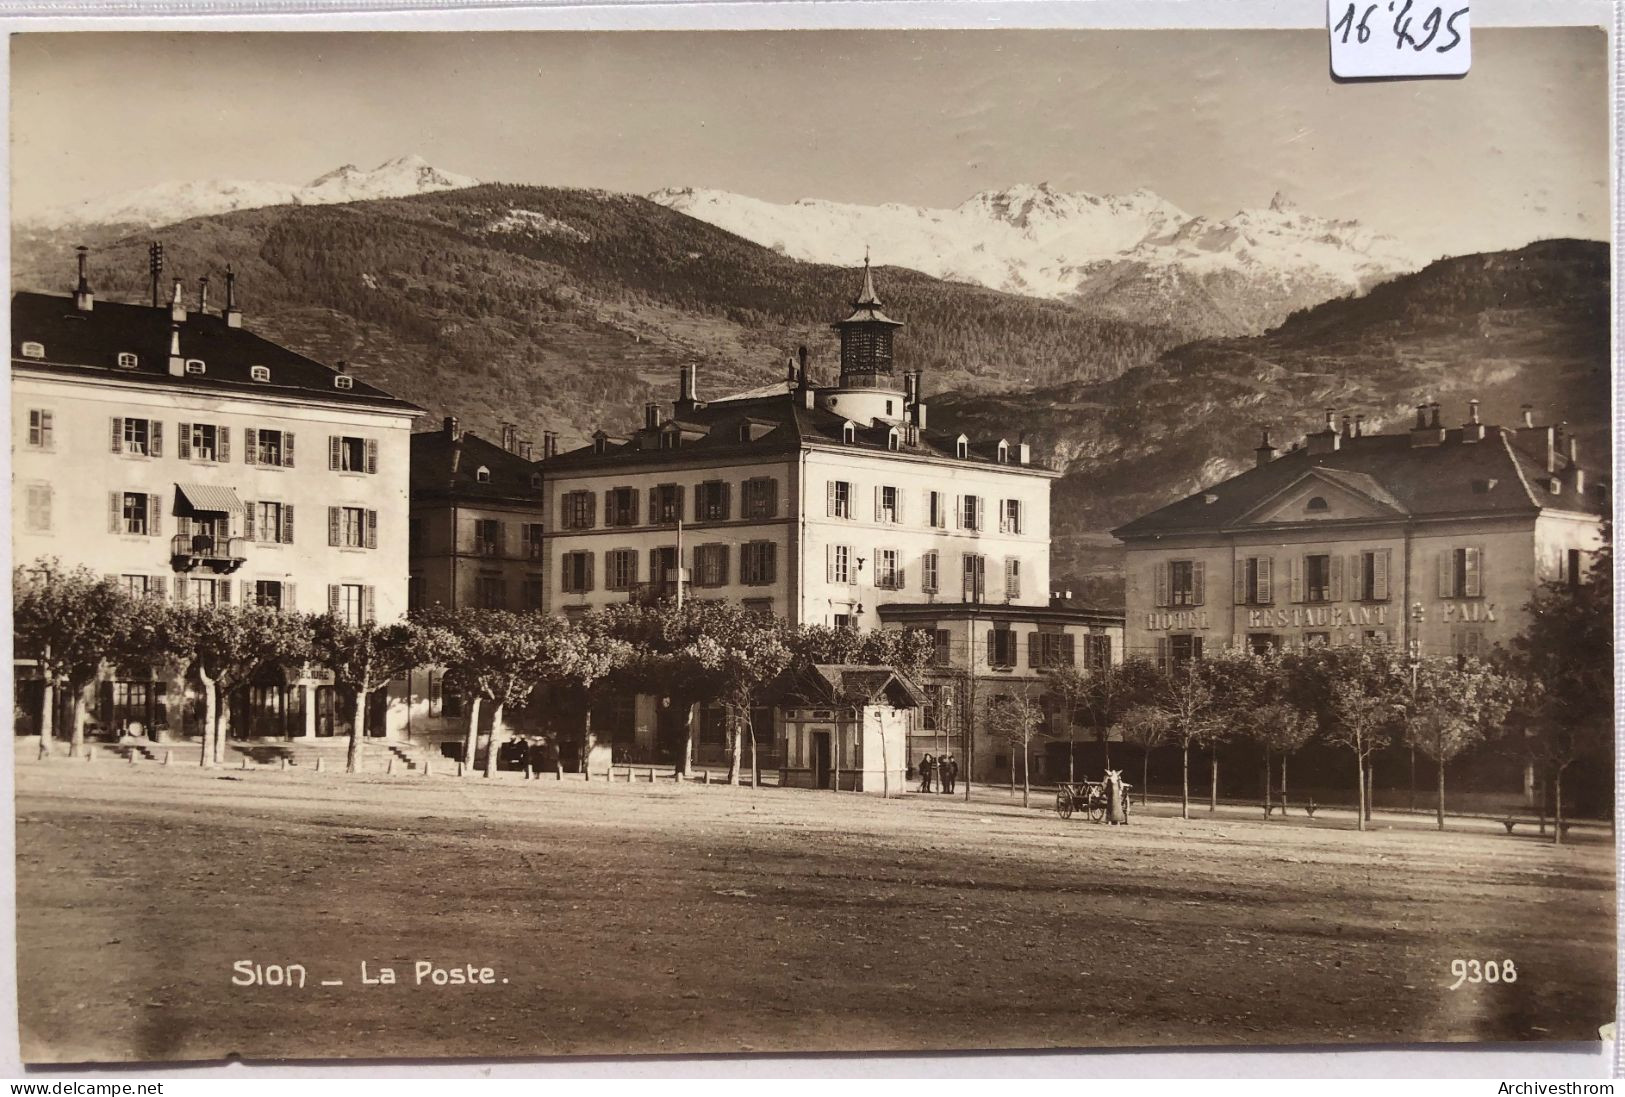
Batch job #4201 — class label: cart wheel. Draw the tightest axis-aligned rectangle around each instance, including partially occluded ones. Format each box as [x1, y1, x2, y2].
[1055, 790, 1073, 820]
[1087, 797, 1107, 823]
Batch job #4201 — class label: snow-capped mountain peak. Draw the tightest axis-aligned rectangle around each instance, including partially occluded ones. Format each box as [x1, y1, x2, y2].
[649, 183, 1427, 334]
[26, 155, 481, 231]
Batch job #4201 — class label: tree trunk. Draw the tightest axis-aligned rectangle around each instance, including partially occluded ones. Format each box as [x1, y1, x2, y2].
[1263, 747, 1272, 814]
[198, 673, 217, 768]
[1552, 764, 1566, 846]
[749, 715, 760, 789]
[581, 705, 595, 781]
[69, 681, 89, 759]
[1280, 753, 1289, 816]
[1538, 765, 1548, 835]
[1436, 757, 1446, 831]
[726, 708, 742, 786]
[214, 695, 231, 765]
[1209, 748, 1218, 813]
[1354, 754, 1367, 832]
[37, 677, 55, 756]
[461, 695, 482, 773]
[348, 685, 368, 774]
[675, 701, 694, 778]
[1141, 748, 1150, 806]
[1021, 739, 1030, 808]
[483, 702, 506, 778]
[1068, 731, 1075, 784]
[1180, 740, 1190, 820]
[1365, 761, 1375, 822]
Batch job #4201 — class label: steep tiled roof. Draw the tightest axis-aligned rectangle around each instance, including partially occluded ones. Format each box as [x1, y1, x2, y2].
[1114, 427, 1607, 539]
[776, 664, 925, 709]
[545, 388, 1053, 474]
[12, 291, 419, 412]
[411, 429, 543, 504]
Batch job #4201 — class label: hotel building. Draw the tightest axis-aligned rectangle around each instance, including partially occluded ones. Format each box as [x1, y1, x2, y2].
[12, 254, 421, 743]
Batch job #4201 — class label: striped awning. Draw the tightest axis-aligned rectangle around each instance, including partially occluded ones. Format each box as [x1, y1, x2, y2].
[175, 482, 243, 514]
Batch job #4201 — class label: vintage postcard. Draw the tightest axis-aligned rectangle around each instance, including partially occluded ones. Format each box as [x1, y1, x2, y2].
[7, 21, 1614, 1067]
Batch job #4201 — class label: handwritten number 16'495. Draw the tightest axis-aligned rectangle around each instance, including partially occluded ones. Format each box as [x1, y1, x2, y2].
[1334, 2, 1468, 53]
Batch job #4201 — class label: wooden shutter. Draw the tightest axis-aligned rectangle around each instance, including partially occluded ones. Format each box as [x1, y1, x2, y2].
[986, 629, 996, 664]
[584, 553, 596, 593]
[110, 417, 123, 454]
[827, 481, 837, 517]
[587, 493, 597, 529]
[603, 489, 614, 526]
[954, 495, 963, 530]
[176, 515, 193, 540]
[1192, 636, 1204, 660]
[365, 438, 378, 474]
[1289, 556, 1304, 603]
[146, 494, 161, 537]
[149, 577, 167, 603]
[764, 478, 777, 519]
[896, 554, 905, 589]
[241, 580, 253, 605]
[1235, 559, 1248, 605]
[363, 585, 376, 624]
[365, 510, 378, 550]
[329, 436, 341, 471]
[1329, 555, 1343, 602]
[648, 487, 659, 525]
[108, 491, 121, 534]
[217, 578, 231, 605]
[873, 485, 883, 522]
[244, 501, 257, 541]
[1437, 551, 1453, 598]
[649, 548, 662, 584]
[973, 496, 984, 531]
[175, 576, 188, 603]
[245, 427, 257, 464]
[720, 482, 731, 521]
[282, 432, 295, 468]
[328, 507, 341, 547]
[1154, 561, 1169, 607]
[999, 501, 1010, 534]
[895, 490, 905, 525]
[1464, 547, 1482, 598]
[282, 505, 295, 545]
[150, 421, 163, 458]
[493, 521, 506, 556]
[1061, 634, 1076, 666]
[765, 543, 777, 584]
[1374, 549, 1390, 602]
[327, 584, 341, 616]
[717, 545, 730, 586]
[1192, 561, 1205, 606]
[217, 426, 230, 463]
[284, 583, 297, 611]
[1028, 633, 1040, 668]
[178, 423, 192, 460]
[1258, 557, 1273, 604]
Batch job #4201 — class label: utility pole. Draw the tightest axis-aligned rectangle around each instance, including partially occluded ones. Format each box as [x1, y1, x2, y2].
[675, 519, 684, 611]
[964, 563, 982, 803]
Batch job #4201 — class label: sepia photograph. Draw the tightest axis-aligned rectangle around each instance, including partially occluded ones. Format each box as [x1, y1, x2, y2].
[5, 23, 1615, 1067]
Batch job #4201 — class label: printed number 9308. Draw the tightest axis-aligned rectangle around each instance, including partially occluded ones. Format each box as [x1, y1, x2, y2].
[1449, 959, 1516, 989]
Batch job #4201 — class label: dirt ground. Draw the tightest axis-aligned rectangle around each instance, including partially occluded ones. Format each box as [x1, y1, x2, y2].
[12, 761, 1615, 1065]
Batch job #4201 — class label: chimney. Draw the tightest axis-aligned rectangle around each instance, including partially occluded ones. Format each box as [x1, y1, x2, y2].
[1571, 465, 1587, 495]
[73, 246, 94, 312]
[197, 275, 210, 315]
[786, 357, 797, 385]
[903, 371, 916, 404]
[1353, 414, 1365, 438]
[148, 242, 164, 309]
[1308, 408, 1341, 454]
[644, 402, 662, 431]
[169, 279, 187, 323]
[1017, 436, 1031, 465]
[1341, 414, 1352, 438]
[542, 431, 558, 459]
[1521, 404, 1535, 429]
[501, 423, 518, 454]
[1414, 403, 1428, 430]
[1566, 435, 1579, 466]
[166, 324, 185, 376]
[223, 265, 243, 328]
[912, 370, 928, 429]
[1543, 425, 1558, 472]
[676, 363, 703, 413]
[1462, 399, 1485, 443]
[443, 415, 460, 439]
[1429, 402, 1441, 429]
[1254, 428, 1277, 467]
[796, 345, 810, 391]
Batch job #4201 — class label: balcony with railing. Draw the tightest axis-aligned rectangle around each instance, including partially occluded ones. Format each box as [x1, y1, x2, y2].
[170, 533, 247, 574]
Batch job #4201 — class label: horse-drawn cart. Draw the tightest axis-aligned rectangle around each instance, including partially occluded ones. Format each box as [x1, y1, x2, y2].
[1054, 774, 1131, 823]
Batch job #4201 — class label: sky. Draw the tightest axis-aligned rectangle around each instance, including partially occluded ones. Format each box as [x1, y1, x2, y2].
[9, 27, 1610, 259]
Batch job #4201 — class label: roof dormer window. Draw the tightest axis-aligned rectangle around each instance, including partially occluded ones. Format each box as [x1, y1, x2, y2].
[842, 421, 856, 445]
[886, 428, 900, 452]
[116, 351, 139, 369]
[334, 374, 354, 391]
[475, 466, 491, 483]
[20, 342, 44, 360]
[955, 435, 969, 460]
[996, 439, 1010, 464]
[250, 365, 271, 383]
[185, 359, 206, 375]
[530, 472, 543, 490]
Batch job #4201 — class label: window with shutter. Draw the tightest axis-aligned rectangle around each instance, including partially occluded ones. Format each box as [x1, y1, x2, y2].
[217, 426, 230, 463]
[282, 505, 295, 545]
[1191, 561, 1205, 606]
[179, 423, 192, 460]
[245, 427, 257, 465]
[1463, 547, 1483, 597]
[365, 438, 378, 474]
[922, 551, 938, 594]
[365, 510, 378, 550]
[244, 501, 257, 541]
[282, 432, 295, 468]
[363, 585, 375, 624]
[1328, 555, 1343, 602]
[145, 494, 160, 537]
[150, 421, 163, 458]
[1154, 562, 1169, 607]
[110, 417, 122, 454]
[329, 436, 341, 470]
[328, 507, 341, 547]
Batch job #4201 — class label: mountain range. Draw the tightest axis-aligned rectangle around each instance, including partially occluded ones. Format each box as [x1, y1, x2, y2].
[10, 166, 1609, 600]
[20, 155, 481, 232]
[653, 183, 1427, 338]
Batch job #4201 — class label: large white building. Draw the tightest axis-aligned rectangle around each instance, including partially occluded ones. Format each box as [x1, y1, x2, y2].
[12, 254, 421, 744]
[539, 264, 1123, 780]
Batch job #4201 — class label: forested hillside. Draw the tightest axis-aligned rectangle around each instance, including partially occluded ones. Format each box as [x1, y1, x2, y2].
[14, 184, 1181, 448]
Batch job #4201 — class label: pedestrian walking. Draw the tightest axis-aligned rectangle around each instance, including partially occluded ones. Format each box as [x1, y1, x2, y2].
[942, 754, 959, 794]
[919, 753, 936, 793]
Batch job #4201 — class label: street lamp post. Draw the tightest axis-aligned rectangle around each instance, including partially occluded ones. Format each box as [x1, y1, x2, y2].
[1407, 601, 1425, 813]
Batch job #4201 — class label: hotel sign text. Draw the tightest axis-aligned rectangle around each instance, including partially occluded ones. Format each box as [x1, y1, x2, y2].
[1247, 606, 1389, 629]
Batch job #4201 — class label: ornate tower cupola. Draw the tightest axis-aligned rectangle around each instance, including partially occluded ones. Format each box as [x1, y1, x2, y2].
[832, 253, 904, 391]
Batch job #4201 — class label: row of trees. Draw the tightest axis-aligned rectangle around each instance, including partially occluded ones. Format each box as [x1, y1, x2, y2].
[987, 536, 1612, 843]
[13, 561, 934, 785]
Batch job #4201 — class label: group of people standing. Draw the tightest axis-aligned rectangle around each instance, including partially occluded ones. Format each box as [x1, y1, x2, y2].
[916, 753, 958, 794]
